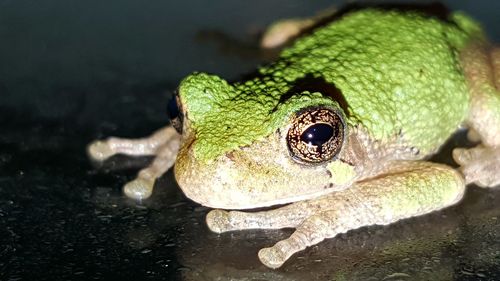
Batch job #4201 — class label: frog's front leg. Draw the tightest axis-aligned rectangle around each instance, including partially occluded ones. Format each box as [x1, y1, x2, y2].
[88, 126, 177, 160]
[454, 45, 500, 187]
[88, 126, 181, 199]
[206, 200, 319, 233]
[209, 161, 465, 269]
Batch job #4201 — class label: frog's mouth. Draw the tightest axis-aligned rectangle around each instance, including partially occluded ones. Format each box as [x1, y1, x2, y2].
[175, 164, 348, 210]
[174, 136, 354, 210]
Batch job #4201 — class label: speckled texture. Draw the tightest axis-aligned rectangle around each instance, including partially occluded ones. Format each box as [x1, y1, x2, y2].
[178, 74, 336, 162]
[178, 9, 481, 162]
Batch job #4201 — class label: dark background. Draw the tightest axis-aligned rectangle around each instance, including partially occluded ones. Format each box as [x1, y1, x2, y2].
[1, 1, 499, 280]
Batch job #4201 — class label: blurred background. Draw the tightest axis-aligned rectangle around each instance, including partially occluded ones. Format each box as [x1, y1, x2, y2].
[0, 1, 499, 280]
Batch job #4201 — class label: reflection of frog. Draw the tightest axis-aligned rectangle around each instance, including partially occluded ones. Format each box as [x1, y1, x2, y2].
[88, 7, 500, 268]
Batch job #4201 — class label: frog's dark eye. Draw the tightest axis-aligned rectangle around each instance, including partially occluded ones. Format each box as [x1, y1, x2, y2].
[167, 95, 183, 134]
[287, 108, 344, 163]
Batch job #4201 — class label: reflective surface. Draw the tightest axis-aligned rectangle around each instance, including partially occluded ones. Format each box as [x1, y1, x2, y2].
[1, 1, 499, 280]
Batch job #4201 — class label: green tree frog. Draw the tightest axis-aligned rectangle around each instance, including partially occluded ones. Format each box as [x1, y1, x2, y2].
[88, 6, 500, 269]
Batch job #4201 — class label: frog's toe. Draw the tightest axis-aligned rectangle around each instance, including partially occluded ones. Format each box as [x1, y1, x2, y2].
[466, 127, 482, 143]
[453, 146, 500, 187]
[87, 140, 114, 161]
[258, 246, 286, 269]
[206, 209, 230, 233]
[123, 178, 154, 200]
[261, 19, 313, 49]
[260, 7, 336, 49]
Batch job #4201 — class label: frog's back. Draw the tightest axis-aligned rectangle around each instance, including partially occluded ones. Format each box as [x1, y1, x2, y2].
[263, 8, 482, 155]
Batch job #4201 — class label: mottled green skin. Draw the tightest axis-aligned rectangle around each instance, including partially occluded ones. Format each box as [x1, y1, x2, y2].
[178, 9, 480, 162]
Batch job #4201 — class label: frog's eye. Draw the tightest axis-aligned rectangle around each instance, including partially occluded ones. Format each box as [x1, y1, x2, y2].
[167, 95, 183, 134]
[287, 108, 344, 163]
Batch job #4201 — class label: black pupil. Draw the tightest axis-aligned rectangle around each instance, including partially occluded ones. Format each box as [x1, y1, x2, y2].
[167, 97, 180, 120]
[300, 123, 334, 146]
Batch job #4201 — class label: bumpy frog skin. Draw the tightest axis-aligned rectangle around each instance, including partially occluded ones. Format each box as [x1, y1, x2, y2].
[88, 7, 500, 268]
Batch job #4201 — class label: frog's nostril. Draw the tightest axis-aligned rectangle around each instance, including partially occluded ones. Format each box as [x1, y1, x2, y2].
[226, 151, 236, 161]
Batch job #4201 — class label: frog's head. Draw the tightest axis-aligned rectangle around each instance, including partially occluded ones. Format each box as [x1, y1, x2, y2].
[172, 72, 358, 209]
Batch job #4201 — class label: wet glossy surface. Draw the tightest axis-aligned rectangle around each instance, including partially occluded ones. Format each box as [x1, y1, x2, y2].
[1, 1, 499, 280]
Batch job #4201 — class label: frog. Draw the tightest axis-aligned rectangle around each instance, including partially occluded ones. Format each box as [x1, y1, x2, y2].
[87, 5, 500, 269]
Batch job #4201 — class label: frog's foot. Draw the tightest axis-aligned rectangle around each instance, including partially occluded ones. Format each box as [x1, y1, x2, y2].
[260, 7, 336, 49]
[123, 134, 180, 200]
[258, 213, 339, 269]
[260, 18, 315, 49]
[88, 125, 181, 199]
[453, 145, 500, 187]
